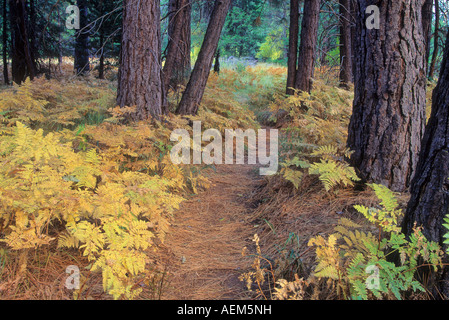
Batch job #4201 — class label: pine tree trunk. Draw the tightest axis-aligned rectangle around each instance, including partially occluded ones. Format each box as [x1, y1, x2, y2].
[176, 0, 231, 116]
[99, 32, 104, 79]
[117, 0, 162, 120]
[429, 0, 439, 79]
[422, 0, 433, 66]
[9, 0, 35, 84]
[294, 0, 320, 93]
[3, 0, 9, 85]
[347, 0, 427, 192]
[74, 0, 90, 75]
[402, 29, 449, 299]
[286, 0, 299, 95]
[98, 0, 105, 80]
[164, 0, 191, 90]
[339, 0, 352, 88]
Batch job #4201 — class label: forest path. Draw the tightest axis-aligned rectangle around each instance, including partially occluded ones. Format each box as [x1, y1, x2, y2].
[159, 162, 265, 300]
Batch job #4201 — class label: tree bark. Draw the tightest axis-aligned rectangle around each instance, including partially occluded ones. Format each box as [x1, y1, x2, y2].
[176, 0, 231, 116]
[347, 0, 427, 192]
[164, 0, 191, 91]
[74, 0, 90, 75]
[286, 0, 299, 95]
[117, 0, 163, 120]
[422, 0, 433, 67]
[294, 0, 320, 93]
[3, 0, 9, 85]
[402, 29, 449, 299]
[339, 0, 352, 88]
[429, 0, 439, 79]
[9, 0, 35, 84]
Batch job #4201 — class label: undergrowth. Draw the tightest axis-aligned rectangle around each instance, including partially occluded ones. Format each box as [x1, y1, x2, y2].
[240, 69, 446, 300]
[0, 61, 258, 300]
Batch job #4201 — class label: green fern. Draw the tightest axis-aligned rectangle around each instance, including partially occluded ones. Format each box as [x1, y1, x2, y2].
[354, 184, 402, 233]
[308, 158, 360, 192]
[307, 185, 443, 300]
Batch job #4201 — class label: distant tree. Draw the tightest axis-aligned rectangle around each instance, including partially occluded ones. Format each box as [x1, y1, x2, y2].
[402, 28, 449, 299]
[347, 0, 427, 192]
[163, 0, 191, 92]
[90, 0, 122, 79]
[3, 0, 9, 85]
[220, 0, 265, 58]
[117, 0, 163, 120]
[294, 0, 320, 93]
[176, 0, 231, 116]
[339, 0, 352, 88]
[74, 0, 90, 75]
[429, 0, 440, 79]
[422, 0, 433, 71]
[9, 0, 36, 84]
[286, 0, 299, 95]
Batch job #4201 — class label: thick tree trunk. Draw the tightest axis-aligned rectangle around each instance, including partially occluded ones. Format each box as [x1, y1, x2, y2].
[294, 0, 320, 93]
[74, 0, 90, 75]
[176, 0, 231, 116]
[9, 0, 35, 84]
[286, 0, 299, 95]
[347, 0, 427, 192]
[117, 0, 162, 120]
[429, 0, 439, 79]
[3, 0, 9, 85]
[402, 30, 449, 299]
[339, 0, 352, 88]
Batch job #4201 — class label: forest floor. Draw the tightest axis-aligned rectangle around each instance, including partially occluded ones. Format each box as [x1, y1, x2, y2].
[159, 163, 263, 300]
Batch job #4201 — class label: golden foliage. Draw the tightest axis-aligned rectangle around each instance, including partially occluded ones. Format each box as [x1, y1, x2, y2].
[0, 73, 262, 299]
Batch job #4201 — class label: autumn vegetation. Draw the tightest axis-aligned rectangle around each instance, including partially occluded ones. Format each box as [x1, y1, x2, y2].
[1, 0, 449, 301]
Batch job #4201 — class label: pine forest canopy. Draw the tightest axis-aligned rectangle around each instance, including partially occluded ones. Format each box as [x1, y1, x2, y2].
[2, 0, 448, 83]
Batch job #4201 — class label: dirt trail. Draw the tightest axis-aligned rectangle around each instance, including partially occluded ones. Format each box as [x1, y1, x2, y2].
[160, 163, 265, 300]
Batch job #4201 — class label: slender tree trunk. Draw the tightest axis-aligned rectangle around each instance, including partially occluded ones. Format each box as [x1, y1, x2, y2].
[3, 0, 9, 85]
[347, 0, 427, 192]
[74, 0, 90, 75]
[98, 0, 105, 80]
[422, 0, 433, 67]
[286, 0, 299, 95]
[294, 0, 320, 93]
[117, 0, 162, 120]
[429, 0, 439, 79]
[176, 0, 231, 116]
[57, 6, 62, 73]
[9, 0, 35, 84]
[350, 0, 357, 81]
[339, 0, 352, 88]
[402, 29, 449, 299]
[99, 32, 104, 79]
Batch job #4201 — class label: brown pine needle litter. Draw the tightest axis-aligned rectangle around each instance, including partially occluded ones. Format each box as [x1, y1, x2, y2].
[155, 164, 265, 300]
